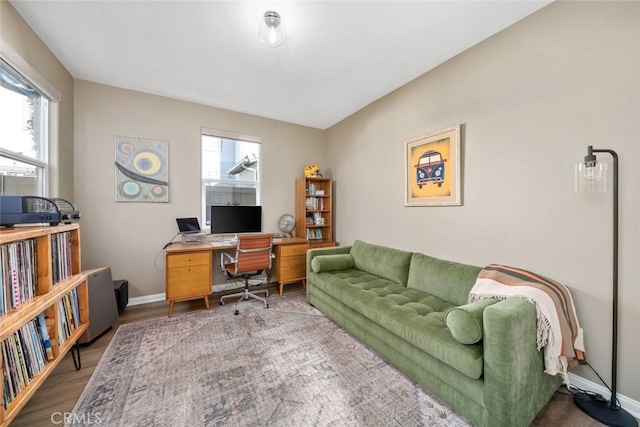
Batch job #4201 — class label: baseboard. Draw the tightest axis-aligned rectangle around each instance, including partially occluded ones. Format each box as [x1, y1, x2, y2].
[128, 293, 165, 306]
[127, 281, 247, 307]
[569, 373, 640, 419]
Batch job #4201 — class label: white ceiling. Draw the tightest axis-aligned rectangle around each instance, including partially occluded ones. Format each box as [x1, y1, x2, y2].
[10, 1, 551, 130]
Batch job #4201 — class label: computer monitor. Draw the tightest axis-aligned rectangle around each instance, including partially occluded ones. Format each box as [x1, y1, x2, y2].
[210, 205, 262, 235]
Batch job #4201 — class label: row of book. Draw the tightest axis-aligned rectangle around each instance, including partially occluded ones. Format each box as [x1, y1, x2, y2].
[306, 229, 324, 240]
[51, 231, 73, 284]
[57, 289, 81, 346]
[2, 313, 53, 408]
[305, 212, 325, 226]
[0, 239, 38, 316]
[305, 182, 326, 196]
[304, 196, 326, 211]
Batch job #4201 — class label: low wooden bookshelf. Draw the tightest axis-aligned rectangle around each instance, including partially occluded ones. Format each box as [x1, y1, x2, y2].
[0, 224, 88, 427]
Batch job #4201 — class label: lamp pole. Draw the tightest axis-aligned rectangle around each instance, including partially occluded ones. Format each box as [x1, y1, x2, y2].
[574, 147, 636, 427]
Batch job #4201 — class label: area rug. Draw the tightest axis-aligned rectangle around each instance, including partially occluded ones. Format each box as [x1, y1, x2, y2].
[68, 292, 472, 426]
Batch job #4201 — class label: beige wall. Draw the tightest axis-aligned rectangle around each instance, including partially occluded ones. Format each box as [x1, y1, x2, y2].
[74, 80, 325, 299]
[326, 1, 640, 400]
[0, 1, 74, 199]
[4, 0, 639, 403]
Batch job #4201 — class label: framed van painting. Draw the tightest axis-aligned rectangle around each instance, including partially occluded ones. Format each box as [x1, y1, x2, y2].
[404, 125, 461, 206]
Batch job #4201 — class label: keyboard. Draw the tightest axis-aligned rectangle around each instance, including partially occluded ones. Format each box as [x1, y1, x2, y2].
[211, 240, 237, 247]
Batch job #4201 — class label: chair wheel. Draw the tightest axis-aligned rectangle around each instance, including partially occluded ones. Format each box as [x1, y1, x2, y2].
[234, 310, 239, 315]
[265, 304, 269, 309]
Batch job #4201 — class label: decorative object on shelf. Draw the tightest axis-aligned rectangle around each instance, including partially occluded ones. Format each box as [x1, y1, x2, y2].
[115, 136, 169, 203]
[404, 124, 461, 206]
[304, 163, 320, 178]
[259, 10, 286, 48]
[51, 198, 81, 223]
[278, 214, 296, 238]
[573, 146, 637, 427]
[0, 195, 62, 227]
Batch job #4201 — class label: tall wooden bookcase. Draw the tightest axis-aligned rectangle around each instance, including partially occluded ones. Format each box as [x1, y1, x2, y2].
[0, 224, 88, 426]
[295, 177, 335, 248]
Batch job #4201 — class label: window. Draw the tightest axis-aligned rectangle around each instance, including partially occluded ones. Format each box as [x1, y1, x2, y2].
[201, 128, 261, 227]
[0, 58, 49, 196]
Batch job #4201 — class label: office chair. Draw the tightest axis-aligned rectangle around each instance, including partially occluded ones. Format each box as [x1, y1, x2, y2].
[219, 234, 274, 315]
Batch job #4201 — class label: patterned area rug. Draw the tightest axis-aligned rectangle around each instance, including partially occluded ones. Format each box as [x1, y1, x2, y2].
[69, 292, 471, 426]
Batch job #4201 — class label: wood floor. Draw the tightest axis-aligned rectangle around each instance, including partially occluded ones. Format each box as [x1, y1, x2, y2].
[9, 283, 607, 427]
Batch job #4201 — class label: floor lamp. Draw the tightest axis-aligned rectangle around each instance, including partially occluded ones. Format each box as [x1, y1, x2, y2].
[574, 146, 637, 427]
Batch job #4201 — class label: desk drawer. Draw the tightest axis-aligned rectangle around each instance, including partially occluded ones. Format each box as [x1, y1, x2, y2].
[279, 254, 306, 282]
[280, 243, 308, 257]
[166, 265, 211, 299]
[167, 252, 210, 268]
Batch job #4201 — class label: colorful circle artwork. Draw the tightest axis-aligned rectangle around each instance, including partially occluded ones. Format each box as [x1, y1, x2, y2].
[151, 186, 167, 198]
[133, 151, 162, 176]
[117, 141, 134, 154]
[120, 181, 142, 199]
[115, 136, 169, 202]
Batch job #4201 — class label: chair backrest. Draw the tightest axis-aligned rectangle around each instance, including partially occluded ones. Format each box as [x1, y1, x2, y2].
[234, 233, 274, 274]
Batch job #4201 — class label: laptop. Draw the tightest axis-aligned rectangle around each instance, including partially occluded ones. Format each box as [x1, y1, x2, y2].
[176, 217, 202, 234]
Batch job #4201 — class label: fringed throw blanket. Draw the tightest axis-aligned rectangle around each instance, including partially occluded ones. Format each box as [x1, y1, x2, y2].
[469, 264, 585, 384]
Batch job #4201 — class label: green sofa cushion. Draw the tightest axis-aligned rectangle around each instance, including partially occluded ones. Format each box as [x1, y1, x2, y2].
[407, 253, 482, 306]
[349, 240, 413, 285]
[445, 299, 498, 344]
[310, 254, 355, 273]
[309, 269, 485, 379]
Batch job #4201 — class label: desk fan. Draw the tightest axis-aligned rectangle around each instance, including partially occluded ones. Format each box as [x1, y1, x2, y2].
[278, 214, 295, 237]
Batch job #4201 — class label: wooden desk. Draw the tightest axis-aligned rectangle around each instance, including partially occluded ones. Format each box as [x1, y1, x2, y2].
[272, 239, 335, 296]
[165, 237, 311, 317]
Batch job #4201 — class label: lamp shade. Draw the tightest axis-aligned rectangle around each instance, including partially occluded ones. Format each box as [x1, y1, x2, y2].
[259, 11, 286, 48]
[575, 161, 607, 193]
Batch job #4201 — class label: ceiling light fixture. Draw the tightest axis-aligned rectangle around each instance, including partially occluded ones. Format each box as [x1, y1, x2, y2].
[259, 11, 286, 48]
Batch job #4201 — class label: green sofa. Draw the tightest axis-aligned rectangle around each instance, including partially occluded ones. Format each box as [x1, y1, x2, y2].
[306, 240, 562, 427]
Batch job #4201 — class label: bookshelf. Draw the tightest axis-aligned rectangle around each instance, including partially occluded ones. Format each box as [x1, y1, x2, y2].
[295, 177, 335, 249]
[0, 224, 88, 427]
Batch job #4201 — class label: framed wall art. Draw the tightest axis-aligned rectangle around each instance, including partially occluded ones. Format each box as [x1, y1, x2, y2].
[115, 136, 169, 202]
[404, 125, 461, 206]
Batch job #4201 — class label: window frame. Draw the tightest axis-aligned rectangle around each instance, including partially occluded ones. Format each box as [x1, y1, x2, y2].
[201, 127, 262, 228]
[0, 44, 60, 197]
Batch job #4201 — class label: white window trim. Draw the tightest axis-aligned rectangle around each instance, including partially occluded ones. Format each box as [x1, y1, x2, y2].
[0, 42, 61, 102]
[0, 43, 57, 196]
[201, 127, 262, 144]
[201, 128, 262, 225]
[0, 148, 48, 169]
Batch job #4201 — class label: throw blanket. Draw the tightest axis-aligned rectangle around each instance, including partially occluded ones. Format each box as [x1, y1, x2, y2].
[469, 264, 585, 384]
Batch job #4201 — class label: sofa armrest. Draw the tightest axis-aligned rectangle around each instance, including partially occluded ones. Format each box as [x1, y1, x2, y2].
[307, 245, 352, 276]
[482, 298, 562, 426]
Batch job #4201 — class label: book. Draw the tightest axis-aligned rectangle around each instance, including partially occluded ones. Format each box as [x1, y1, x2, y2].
[0, 240, 38, 314]
[69, 288, 80, 328]
[36, 313, 53, 361]
[12, 335, 28, 390]
[27, 321, 45, 371]
[51, 232, 73, 284]
[64, 294, 76, 332]
[2, 342, 15, 407]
